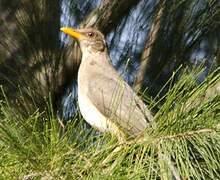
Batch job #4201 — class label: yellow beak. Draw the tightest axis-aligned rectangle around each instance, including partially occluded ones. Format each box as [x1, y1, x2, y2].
[60, 27, 86, 39]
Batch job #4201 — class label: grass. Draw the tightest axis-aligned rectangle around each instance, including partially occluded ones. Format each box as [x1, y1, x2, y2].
[0, 63, 219, 179]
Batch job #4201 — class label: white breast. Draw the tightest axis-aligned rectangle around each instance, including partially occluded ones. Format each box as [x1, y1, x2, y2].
[78, 89, 107, 132]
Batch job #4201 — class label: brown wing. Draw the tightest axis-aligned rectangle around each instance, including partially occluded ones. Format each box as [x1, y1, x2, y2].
[87, 68, 153, 137]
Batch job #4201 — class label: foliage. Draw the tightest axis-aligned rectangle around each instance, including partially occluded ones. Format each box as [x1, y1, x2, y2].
[0, 64, 219, 179]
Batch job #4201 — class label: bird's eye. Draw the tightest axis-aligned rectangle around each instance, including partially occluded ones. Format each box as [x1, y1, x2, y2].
[88, 32, 94, 37]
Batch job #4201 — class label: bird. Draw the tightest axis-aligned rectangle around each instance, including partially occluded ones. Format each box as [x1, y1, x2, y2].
[60, 27, 154, 142]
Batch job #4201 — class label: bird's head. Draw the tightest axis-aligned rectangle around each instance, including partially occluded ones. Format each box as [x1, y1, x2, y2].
[61, 27, 107, 53]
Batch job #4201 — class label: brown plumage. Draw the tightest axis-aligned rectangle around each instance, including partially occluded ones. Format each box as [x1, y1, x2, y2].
[61, 27, 153, 141]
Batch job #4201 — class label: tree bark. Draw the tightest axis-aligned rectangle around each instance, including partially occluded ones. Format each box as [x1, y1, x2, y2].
[134, 1, 165, 90]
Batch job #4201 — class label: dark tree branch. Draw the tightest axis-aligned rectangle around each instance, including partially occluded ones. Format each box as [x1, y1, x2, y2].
[134, 1, 165, 90]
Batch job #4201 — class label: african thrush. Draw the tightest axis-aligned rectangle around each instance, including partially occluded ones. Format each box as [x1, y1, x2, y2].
[60, 27, 153, 141]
